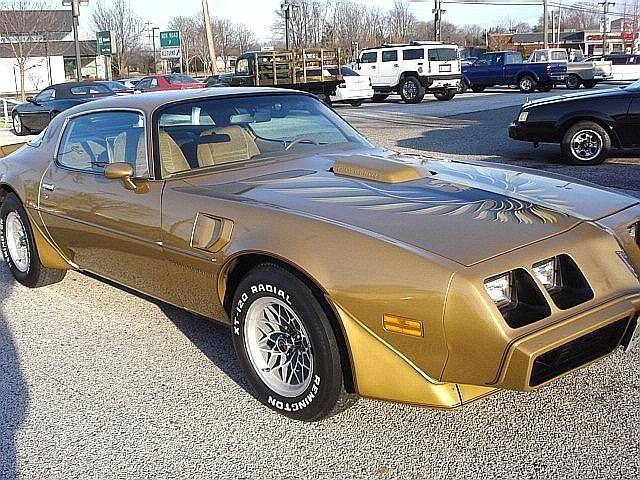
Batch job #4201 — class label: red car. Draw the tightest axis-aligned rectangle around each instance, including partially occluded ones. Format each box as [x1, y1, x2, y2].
[134, 74, 205, 92]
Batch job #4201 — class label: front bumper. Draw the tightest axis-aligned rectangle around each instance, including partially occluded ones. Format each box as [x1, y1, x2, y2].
[496, 294, 640, 390]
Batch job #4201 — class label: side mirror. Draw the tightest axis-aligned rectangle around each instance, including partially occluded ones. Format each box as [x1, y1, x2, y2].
[26, 96, 36, 103]
[104, 162, 136, 190]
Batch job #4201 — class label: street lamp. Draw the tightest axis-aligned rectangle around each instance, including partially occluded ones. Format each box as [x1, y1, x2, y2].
[62, 0, 89, 82]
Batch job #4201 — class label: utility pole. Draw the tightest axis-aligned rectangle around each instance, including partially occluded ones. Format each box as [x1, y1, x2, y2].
[63, 0, 88, 81]
[201, 0, 218, 74]
[600, 1, 616, 54]
[281, 1, 299, 50]
[433, 0, 445, 42]
[543, 0, 549, 48]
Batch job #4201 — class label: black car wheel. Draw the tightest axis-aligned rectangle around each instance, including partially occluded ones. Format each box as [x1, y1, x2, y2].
[349, 99, 364, 107]
[565, 74, 581, 90]
[231, 263, 355, 421]
[399, 76, 425, 104]
[582, 80, 597, 89]
[434, 90, 456, 101]
[518, 75, 537, 94]
[12, 113, 28, 136]
[537, 83, 554, 92]
[0, 193, 66, 288]
[561, 121, 611, 166]
[470, 85, 485, 93]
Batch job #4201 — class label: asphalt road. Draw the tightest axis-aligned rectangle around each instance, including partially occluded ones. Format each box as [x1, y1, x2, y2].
[1, 86, 640, 480]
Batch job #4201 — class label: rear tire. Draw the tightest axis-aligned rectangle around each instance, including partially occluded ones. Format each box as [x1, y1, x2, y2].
[349, 99, 364, 107]
[470, 85, 485, 93]
[537, 83, 553, 92]
[399, 76, 425, 104]
[518, 75, 536, 93]
[561, 121, 610, 166]
[434, 90, 456, 101]
[565, 74, 581, 90]
[0, 193, 66, 288]
[371, 94, 389, 102]
[582, 80, 597, 89]
[231, 263, 356, 421]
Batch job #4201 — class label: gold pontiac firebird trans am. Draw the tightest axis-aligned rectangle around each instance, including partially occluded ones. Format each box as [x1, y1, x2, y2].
[0, 88, 638, 421]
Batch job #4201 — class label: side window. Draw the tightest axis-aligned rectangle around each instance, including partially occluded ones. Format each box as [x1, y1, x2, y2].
[57, 111, 148, 177]
[150, 78, 158, 88]
[492, 54, 504, 65]
[236, 58, 249, 74]
[403, 48, 424, 61]
[551, 51, 566, 61]
[35, 89, 55, 102]
[475, 53, 492, 65]
[381, 50, 398, 62]
[136, 79, 151, 90]
[360, 52, 377, 63]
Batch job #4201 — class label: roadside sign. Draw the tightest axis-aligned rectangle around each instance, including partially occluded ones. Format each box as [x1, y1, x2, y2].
[160, 31, 180, 48]
[96, 30, 113, 55]
[160, 47, 181, 59]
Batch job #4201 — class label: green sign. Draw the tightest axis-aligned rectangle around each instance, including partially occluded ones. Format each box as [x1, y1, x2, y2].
[96, 30, 113, 55]
[160, 31, 180, 48]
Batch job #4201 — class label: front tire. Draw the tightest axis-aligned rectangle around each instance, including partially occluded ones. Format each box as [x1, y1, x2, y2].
[565, 74, 581, 90]
[561, 121, 611, 165]
[349, 99, 364, 107]
[434, 90, 456, 101]
[231, 263, 355, 421]
[12, 113, 27, 136]
[582, 80, 597, 89]
[470, 85, 485, 93]
[518, 75, 536, 93]
[399, 76, 425, 104]
[0, 193, 66, 287]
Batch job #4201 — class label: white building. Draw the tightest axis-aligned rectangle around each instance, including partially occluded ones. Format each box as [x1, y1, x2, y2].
[0, 9, 100, 95]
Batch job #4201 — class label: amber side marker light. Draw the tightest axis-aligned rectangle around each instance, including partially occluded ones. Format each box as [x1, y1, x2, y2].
[383, 315, 424, 337]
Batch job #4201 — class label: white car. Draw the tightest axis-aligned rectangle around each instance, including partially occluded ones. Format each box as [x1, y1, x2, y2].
[327, 66, 374, 106]
[586, 54, 640, 81]
[355, 41, 462, 103]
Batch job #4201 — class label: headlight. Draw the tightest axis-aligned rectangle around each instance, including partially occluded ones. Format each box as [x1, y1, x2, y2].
[533, 257, 560, 292]
[518, 110, 529, 122]
[484, 273, 512, 307]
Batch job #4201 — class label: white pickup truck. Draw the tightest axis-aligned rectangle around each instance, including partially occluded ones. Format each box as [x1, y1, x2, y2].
[528, 48, 612, 89]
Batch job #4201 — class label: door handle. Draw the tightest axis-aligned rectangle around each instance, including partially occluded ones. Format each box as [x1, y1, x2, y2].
[371, 65, 376, 69]
[393, 63, 399, 67]
[42, 183, 55, 192]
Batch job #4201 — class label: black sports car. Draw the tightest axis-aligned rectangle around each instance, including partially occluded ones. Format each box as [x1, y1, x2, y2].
[12, 82, 114, 136]
[509, 80, 640, 165]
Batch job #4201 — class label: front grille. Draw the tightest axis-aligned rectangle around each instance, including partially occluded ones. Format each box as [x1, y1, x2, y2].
[529, 317, 630, 387]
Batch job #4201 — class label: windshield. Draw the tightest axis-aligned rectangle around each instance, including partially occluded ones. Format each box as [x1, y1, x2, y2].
[625, 79, 640, 91]
[156, 94, 369, 175]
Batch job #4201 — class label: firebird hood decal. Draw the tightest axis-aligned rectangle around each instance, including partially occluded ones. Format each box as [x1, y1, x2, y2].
[245, 164, 569, 225]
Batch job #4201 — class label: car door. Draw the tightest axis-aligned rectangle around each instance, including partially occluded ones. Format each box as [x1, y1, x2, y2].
[622, 89, 640, 147]
[357, 51, 379, 85]
[37, 109, 171, 300]
[469, 53, 497, 84]
[20, 88, 56, 131]
[379, 49, 399, 85]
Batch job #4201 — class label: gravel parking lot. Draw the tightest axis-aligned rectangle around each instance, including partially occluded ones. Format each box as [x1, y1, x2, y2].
[1, 86, 639, 480]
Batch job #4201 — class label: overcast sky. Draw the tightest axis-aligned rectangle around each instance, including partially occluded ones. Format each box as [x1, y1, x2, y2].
[82, 0, 544, 42]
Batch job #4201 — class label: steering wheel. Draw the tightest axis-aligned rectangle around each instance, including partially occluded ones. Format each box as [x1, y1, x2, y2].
[284, 135, 320, 151]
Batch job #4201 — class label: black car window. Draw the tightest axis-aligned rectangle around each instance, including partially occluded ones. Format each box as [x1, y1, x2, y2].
[428, 48, 457, 61]
[57, 111, 149, 178]
[70, 84, 111, 95]
[403, 48, 424, 61]
[475, 53, 492, 65]
[382, 50, 398, 62]
[150, 78, 158, 87]
[35, 89, 55, 102]
[165, 75, 197, 84]
[360, 52, 377, 63]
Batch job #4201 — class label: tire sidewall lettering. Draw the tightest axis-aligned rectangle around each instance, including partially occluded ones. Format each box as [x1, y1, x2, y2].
[233, 282, 293, 336]
[267, 374, 321, 412]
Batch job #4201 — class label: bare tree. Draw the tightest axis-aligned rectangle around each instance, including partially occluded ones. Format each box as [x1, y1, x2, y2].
[0, 0, 55, 100]
[92, 0, 145, 77]
[387, 0, 417, 43]
[168, 15, 202, 74]
[235, 23, 258, 53]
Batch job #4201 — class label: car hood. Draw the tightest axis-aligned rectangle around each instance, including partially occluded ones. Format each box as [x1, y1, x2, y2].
[524, 87, 627, 108]
[184, 149, 637, 266]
